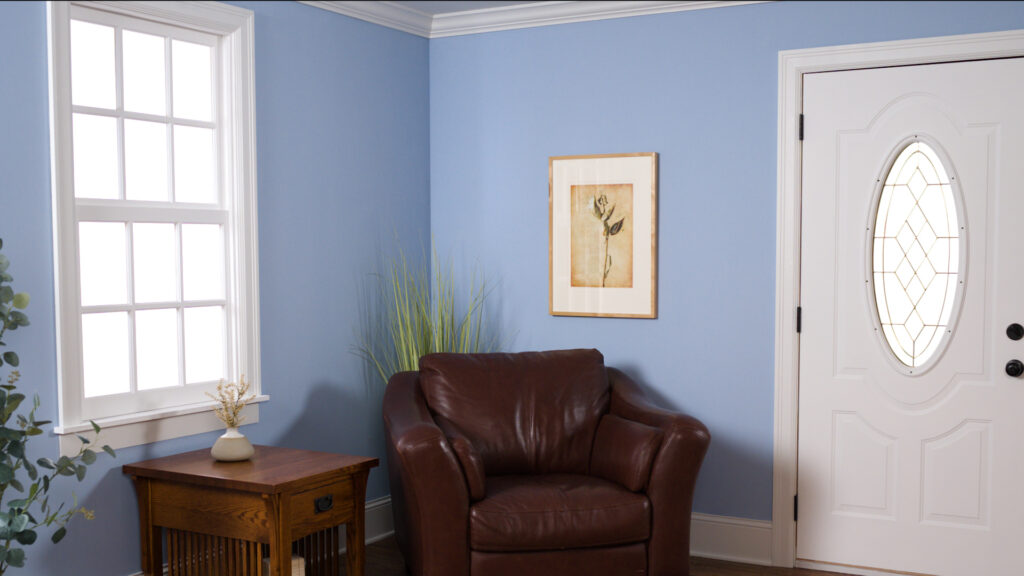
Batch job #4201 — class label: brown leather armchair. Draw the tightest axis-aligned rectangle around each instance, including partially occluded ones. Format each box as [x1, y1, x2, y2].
[382, 349, 710, 576]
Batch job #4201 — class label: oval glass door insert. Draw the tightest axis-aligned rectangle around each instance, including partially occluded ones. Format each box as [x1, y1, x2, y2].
[872, 141, 962, 369]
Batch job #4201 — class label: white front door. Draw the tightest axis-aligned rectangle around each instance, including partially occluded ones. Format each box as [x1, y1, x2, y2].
[797, 58, 1024, 576]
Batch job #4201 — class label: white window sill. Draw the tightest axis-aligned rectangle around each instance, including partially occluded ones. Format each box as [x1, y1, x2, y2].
[55, 395, 269, 457]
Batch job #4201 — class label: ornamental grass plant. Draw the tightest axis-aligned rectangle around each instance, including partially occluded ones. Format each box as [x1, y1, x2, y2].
[361, 248, 495, 384]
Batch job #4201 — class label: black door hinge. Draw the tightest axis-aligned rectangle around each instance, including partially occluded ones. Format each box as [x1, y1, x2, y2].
[796, 306, 802, 333]
[799, 114, 804, 141]
[794, 494, 798, 522]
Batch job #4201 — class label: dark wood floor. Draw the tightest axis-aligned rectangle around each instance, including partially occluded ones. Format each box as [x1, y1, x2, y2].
[349, 536, 852, 576]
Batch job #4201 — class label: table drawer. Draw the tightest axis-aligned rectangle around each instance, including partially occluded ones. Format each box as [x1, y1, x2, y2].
[289, 477, 354, 537]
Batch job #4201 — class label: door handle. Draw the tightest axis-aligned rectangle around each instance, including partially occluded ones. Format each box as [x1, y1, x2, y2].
[1006, 359, 1024, 378]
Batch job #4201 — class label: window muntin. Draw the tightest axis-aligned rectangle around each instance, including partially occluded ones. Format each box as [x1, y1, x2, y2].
[871, 141, 962, 370]
[50, 2, 260, 446]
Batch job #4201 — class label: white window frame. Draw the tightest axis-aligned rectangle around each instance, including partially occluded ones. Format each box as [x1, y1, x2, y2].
[48, 1, 263, 455]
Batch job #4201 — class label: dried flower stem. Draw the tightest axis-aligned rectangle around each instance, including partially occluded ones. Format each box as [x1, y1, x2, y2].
[206, 376, 254, 429]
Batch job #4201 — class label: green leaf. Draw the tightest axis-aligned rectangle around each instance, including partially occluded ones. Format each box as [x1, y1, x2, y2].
[81, 449, 96, 465]
[2, 352, 18, 367]
[75, 464, 87, 481]
[0, 272, 11, 283]
[15, 529, 36, 545]
[7, 439, 23, 459]
[0, 547, 7, 565]
[7, 547, 25, 567]
[76, 435, 90, 445]
[8, 498, 27, 510]
[10, 514, 28, 533]
[9, 478, 23, 493]
[0, 256, 9, 274]
[102, 445, 115, 458]
[36, 457, 55, 470]
[90, 420, 101, 434]
[0, 462, 14, 483]
[11, 293, 28, 310]
[9, 311, 28, 327]
[0, 286, 13, 304]
[51, 526, 66, 544]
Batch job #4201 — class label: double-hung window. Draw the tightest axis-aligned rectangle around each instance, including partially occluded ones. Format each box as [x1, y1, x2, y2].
[48, 2, 261, 454]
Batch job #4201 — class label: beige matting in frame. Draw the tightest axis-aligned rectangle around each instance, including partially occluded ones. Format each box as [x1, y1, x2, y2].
[549, 152, 657, 318]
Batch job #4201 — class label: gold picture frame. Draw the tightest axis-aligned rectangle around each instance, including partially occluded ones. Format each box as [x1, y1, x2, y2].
[549, 153, 657, 318]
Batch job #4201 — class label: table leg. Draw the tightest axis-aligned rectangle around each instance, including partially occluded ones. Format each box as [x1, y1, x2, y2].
[131, 477, 163, 576]
[345, 471, 369, 576]
[266, 494, 292, 576]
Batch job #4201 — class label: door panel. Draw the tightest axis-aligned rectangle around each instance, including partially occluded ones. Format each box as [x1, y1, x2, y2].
[797, 58, 1024, 576]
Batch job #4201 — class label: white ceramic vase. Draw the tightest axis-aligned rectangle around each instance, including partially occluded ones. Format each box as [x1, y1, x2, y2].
[211, 427, 254, 462]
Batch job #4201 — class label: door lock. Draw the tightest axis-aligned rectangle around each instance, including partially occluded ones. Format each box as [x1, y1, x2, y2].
[1008, 323, 1024, 341]
[1006, 359, 1024, 378]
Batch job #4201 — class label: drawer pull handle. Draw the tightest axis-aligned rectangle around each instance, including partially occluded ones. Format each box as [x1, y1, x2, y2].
[315, 495, 333, 514]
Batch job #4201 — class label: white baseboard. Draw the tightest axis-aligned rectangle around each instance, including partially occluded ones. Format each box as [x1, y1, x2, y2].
[690, 512, 774, 566]
[126, 498, 776, 574]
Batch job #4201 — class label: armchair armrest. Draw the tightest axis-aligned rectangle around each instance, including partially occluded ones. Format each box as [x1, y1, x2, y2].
[383, 371, 470, 576]
[608, 368, 710, 576]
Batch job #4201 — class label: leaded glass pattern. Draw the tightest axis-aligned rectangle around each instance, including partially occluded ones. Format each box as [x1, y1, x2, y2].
[872, 142, 961, 368]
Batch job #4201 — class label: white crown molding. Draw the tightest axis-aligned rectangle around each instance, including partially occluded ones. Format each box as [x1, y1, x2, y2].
[300, 1, 433, 37]
[301, 1, 768, 39]
[431, 1, 766, 38]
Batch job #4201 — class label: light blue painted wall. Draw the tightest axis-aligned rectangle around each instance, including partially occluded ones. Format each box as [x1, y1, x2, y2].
[428, 1, 1024, 521]
[0, 1, 429, 574]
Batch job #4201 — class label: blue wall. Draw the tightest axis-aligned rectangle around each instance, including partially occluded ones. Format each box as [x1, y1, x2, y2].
[428, 1, 1024, 521]
[0, 2, 429, 574]
[3, 0, 1024, 573]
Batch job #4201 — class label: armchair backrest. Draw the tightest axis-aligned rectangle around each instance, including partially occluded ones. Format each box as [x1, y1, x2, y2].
[418, 349, 609, 476]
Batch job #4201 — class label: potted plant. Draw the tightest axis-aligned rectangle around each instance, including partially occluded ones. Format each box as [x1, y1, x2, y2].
[360, 247, 496, 383]
[0, 238, 114, 573]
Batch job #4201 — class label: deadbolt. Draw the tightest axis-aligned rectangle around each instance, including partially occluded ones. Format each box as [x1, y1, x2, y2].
[1008, 323, 1024, 341]
[1007, 359, 1024, 378]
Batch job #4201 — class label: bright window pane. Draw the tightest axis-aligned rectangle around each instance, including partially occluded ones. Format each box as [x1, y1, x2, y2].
[173, 126, 216, 203]
[124, 119, 169, 201]
[172, 40, 212, 121]
[82, 312, 131, 397]
[70, 20, 115, 109]
[182, 224, 224, 300]
[872, 142, 961, 368]
[133, 223, 177, 303]
[135, 308, 180, 390]
[184, 306, 224, 383]
[79, 222, 127, 306]
[122, 30, 166, 115]
[72, 113, 118, 199]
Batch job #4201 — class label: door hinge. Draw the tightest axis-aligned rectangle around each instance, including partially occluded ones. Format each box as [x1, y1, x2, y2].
[799, 114, 804, 141]
[794, 494, 798, 522]
[796, 306, 802, 333]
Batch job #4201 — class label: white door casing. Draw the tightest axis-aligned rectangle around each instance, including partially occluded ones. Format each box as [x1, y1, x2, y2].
[795, 58, 1024, 576]
[772, 30, 1024, 569]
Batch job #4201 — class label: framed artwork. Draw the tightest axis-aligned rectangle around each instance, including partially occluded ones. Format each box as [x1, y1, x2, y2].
[549, 152, 657, 318]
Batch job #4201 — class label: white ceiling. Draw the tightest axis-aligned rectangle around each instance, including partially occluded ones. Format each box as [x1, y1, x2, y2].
[390, 2, 537, 16]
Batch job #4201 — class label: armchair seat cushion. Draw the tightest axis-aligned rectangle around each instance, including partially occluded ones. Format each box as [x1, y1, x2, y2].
[469, 474, 650, 553]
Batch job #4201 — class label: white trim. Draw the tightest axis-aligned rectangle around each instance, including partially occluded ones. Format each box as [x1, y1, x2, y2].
[773, 28, 1024, 568]
[125, 496, 395, 576]
[796, 559, 926, 576]
[57, 395, 268, 457]
[301, 1, 433, 37]
[690, 512, 773, 566]
[48, 0, 260, 451]
[300, 1, 767, 39]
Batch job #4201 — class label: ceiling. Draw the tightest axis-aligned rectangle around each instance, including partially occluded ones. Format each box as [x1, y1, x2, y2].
[390, 2, 537, 16]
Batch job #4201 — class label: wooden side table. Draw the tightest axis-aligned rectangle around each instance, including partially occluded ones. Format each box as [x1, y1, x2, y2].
[124, 445, 378, 576]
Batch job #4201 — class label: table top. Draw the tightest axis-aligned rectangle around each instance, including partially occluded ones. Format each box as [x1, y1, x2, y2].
[123, 445, 379, 494]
